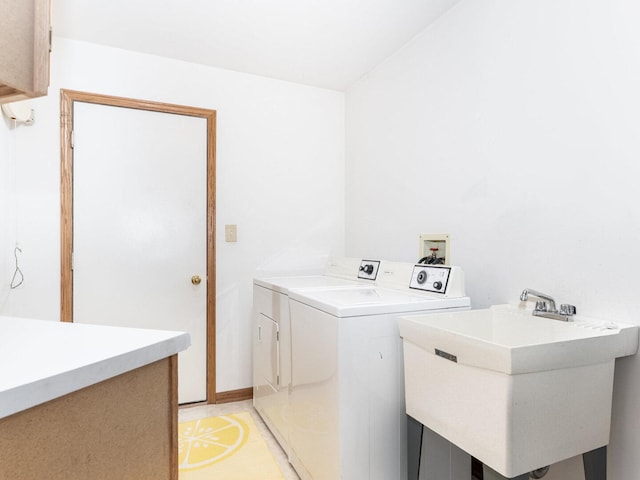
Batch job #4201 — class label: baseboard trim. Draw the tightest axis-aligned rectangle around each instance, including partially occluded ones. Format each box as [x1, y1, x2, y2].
[215, 387, 253, 404]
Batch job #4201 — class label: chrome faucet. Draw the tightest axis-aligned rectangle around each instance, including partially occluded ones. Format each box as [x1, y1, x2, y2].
[520, 288, 576, 322]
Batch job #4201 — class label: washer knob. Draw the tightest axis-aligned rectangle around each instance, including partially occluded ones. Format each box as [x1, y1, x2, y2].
[417, 271, 427, 284]
[433, 281, 443, 290]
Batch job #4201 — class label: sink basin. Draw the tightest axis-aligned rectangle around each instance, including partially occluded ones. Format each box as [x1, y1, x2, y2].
[398, 304, 638, 478]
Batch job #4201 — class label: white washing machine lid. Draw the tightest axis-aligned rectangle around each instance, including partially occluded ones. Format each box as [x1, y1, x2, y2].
[254, 275, 363, 295]
[288, 286, 470, 317]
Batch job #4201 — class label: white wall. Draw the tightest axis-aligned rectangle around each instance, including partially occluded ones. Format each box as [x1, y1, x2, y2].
[0, 37, 345, 393]
[0, 118, 15, 311]
[346, 0, 640, 478]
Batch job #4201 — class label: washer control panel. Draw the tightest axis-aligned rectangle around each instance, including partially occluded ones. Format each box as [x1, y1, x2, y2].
[358, 259, 380, 281]
[409, 265, 452, 294]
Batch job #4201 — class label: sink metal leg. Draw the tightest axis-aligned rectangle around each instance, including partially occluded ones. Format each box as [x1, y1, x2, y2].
[412, 424, 471, 480]
[407, 415, 423, 480]
[583, 446, 606, 480]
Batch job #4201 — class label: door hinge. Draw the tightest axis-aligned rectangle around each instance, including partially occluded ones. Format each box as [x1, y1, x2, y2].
[257, 324, 261, 341]
[70, 130, 74, 149]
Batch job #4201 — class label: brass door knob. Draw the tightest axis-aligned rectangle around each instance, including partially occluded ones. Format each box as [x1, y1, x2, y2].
[191, 275, 202, 285]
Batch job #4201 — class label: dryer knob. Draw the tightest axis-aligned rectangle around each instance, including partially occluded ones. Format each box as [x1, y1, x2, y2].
[360, 264, 374, 275]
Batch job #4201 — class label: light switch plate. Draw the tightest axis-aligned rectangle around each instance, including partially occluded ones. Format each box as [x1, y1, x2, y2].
[225, 224, 237, 242]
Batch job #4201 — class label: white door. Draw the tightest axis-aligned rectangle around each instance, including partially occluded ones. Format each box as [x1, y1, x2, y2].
[72, 101, 208, 404]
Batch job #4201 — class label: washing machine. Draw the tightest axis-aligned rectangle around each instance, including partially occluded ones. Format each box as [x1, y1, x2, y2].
[252, 257, 381, 457]
[287, 263, 470, 480]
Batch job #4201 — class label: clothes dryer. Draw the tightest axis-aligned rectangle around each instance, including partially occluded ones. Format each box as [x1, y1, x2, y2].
[287, 264, 470, 480]
[252, 257, 380, 457]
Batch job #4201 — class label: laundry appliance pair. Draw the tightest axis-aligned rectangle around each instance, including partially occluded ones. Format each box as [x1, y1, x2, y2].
[253, 257, 470, 480]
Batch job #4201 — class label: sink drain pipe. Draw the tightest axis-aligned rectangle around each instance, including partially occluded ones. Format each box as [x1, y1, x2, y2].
[529, 466, 550, 478]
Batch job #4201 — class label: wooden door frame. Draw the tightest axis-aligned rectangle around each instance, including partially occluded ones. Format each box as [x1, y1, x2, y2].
[60, 89, 217, 404]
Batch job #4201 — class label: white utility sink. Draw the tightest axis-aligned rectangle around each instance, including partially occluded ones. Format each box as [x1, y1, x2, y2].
[398, 304, 639, 478]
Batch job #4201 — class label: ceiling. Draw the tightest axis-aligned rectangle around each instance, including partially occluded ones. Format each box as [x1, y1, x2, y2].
[52, 0, 462, 91]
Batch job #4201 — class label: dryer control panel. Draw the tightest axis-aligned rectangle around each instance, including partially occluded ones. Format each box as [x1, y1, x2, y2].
[358, 260, 380, 281]
[409, 265, 451, 294]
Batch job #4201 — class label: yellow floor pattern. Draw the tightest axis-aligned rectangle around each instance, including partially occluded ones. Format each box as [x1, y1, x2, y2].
[178, 411, 286, 480]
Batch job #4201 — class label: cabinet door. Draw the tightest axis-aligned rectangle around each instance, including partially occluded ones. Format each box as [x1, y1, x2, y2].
[0, 0, 51, 102]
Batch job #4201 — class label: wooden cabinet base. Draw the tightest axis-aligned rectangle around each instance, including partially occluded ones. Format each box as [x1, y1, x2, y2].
[0, 356, 178, 480]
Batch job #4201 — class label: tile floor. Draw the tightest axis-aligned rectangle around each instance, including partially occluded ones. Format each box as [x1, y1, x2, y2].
[179, 400, 300, 480]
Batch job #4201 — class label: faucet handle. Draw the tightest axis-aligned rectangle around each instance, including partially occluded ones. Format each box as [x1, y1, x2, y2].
[559, 304, 577, 316]
[534, 300, 548, 312]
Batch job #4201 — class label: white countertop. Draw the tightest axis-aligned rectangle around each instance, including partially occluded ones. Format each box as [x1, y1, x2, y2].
[0, 315, 190, 419]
